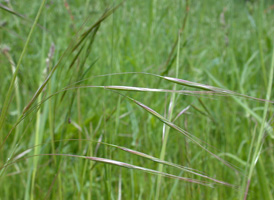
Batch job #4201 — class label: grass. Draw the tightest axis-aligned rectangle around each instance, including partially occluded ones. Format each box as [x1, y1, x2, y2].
[1, 0, 274, 199]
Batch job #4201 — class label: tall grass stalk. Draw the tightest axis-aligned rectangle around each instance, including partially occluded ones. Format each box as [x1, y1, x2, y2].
[244, 48, 274, 199]
[30, 13, 47, 200]
[155, 34, 181, 200]
[30, 93, 42, 200]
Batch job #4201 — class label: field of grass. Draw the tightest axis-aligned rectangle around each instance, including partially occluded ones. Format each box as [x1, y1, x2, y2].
[1, 0, 274, 199]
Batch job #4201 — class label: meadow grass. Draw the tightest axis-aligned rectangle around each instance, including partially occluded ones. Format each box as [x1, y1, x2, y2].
[1, 0, 274, 199]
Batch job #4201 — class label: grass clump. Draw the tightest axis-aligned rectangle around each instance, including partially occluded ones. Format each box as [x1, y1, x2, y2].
[1, 0, 274, 199]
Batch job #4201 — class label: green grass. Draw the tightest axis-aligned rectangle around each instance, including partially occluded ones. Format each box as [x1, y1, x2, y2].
[1, 0, 274, 199]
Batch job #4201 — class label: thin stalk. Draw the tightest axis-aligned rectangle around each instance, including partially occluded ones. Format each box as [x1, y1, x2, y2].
[30, 12, 47, 200]
[240, 123, 257, 199]
[77, 79, 82, 150]
[88, 127, 94, 200]
[257, 0, 267, 87]
[46, 44, 62, 199]
[245, 48, 274, 199]
[30, 94, 42, 200]
[155, 33, 181, 200]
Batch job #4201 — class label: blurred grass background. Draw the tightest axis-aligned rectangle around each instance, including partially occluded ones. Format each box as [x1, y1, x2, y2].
[1, 0, 274, 199]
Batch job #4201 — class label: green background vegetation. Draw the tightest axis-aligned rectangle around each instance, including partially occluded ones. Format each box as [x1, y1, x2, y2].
[1, 0, 274, 199]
